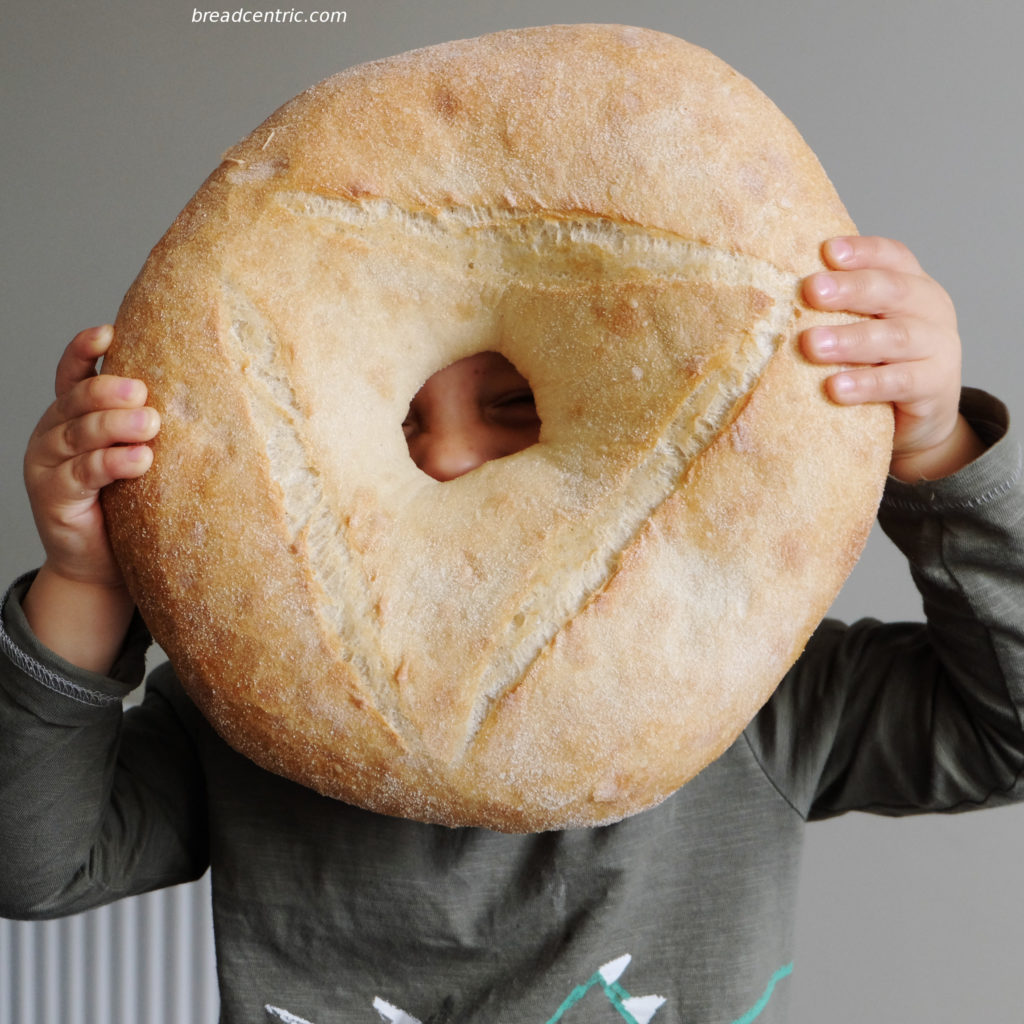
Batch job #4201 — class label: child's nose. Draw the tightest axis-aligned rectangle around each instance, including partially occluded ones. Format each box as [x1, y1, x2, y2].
[416, 430, 492, 482]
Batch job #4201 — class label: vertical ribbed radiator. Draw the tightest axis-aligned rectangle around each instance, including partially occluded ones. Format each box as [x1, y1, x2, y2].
[0, 876, 218, 1024]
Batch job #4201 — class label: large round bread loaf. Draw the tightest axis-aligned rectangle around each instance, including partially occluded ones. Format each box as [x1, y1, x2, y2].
[102, 24, 892, 832]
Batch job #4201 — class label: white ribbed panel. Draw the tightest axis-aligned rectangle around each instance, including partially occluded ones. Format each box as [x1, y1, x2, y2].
[0, 876, 218, 1024]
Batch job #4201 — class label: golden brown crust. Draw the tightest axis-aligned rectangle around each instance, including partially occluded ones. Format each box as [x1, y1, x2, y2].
[102, 25, 892, 831]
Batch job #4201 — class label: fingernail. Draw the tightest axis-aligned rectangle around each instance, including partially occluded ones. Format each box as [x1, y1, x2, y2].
[812, 273, 838, 300]
[832, 373, 856, 396]
[811, 328, 838, 355]
[118, 378, 145, 402]
[828, 238, 855, 264]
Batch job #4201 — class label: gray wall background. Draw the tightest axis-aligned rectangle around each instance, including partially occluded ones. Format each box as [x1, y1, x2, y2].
[3, 0, 1022, 1019]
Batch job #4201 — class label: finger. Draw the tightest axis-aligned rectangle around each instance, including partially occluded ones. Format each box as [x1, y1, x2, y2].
[37, 374, 149, 436]
[820, 235, 925, 276]
[54, 325, 115, 399]
[802, 266, 950, 320]
[55, 444, 155, 497]
[801, 317, 923, 366]
[825, 360, 942, 407]
[35, 407, 160, 469]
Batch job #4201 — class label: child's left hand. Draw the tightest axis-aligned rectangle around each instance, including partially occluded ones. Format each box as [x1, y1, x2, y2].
[800, 235, 985, 482]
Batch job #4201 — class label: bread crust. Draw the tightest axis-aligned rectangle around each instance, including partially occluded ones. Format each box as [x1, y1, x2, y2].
[102, 24, 892, 831]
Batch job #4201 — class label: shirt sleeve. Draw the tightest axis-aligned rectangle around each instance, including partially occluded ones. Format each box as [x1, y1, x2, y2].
[746, 389, 1024, 820]
[0, 574, 209, 920]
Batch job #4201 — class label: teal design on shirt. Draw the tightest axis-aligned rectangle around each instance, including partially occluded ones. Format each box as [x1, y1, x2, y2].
[264, 956, 793, 1023]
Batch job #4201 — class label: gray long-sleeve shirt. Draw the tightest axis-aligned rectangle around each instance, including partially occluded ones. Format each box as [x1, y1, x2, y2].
[2, 389, 1023, 1024]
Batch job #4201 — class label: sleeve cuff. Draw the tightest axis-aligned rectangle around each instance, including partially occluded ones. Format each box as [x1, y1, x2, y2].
[1, 572, 151, 708]
[880, 388, 1022, 517]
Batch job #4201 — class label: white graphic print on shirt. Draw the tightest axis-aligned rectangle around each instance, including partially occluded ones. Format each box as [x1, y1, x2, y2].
[265, 954, 793, 1023]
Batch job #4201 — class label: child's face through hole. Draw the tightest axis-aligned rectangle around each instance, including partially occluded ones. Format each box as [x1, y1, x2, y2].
[403, 352, 541, 482]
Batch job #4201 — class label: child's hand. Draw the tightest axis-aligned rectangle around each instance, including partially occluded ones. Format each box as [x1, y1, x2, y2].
[800, 236, 985, 481]
[24, 325, 160, 587]
[21, 326, 159, 672]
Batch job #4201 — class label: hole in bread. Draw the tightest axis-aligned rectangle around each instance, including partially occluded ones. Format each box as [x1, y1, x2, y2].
[402, 351, 541, 482]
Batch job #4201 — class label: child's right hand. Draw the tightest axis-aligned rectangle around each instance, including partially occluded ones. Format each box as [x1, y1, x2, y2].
[25, 325, 159, 586]
[21, 325, 160, 672]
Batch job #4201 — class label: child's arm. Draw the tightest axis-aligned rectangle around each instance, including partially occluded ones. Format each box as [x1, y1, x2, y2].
[753, 236, 1024, 816]
[1, 329, 210, 918]
[799, 234, 986, 479]
[21, 325, 160, 673]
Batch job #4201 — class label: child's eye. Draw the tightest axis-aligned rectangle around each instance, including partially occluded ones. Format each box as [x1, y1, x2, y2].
[496, 389, 535, 407]
[490, 390, 538, 424]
